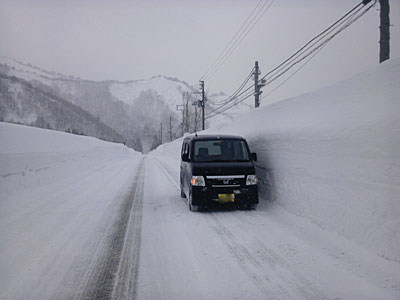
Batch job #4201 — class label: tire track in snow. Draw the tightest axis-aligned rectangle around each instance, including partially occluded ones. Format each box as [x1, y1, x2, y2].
[229, 211, 328, 299]
[72, 159, 145, 300]
[111, 159, 145, 300]
[209, 214, 328, 300]
[153, 158, 282, 298]
[152, 157, 180, 190]
[153, 156, 327, 299]
[152, 157, 188, 209]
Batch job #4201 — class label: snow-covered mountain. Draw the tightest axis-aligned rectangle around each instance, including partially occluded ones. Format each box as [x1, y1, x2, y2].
[0, 74, 124, 143]
[0, 56, 251, 152]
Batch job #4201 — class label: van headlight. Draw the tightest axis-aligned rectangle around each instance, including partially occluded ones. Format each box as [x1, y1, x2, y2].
[191, 176, 205, 186]
[246, 175, 257, 185]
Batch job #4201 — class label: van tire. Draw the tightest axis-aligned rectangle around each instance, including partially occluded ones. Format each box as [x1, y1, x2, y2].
[247, 204, 257, 210]
[189, 203, 198, 212]
[180, 186, 186, 198]
[188, 192, 198, 212]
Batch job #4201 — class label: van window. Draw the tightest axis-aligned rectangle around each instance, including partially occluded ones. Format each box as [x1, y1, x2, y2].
[193, 139, 250, 162]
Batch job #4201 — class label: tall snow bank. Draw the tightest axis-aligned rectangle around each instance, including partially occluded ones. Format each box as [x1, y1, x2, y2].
[0, 122, 141, 195]
[0, 122, 127, 154]
[153, 58, 400, 262]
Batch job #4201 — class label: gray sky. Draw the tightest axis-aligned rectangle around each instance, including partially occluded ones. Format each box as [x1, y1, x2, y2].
[1, 0, 399, 105]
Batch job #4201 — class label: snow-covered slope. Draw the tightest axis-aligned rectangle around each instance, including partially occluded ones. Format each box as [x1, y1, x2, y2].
[152, 57, 400, 263]
[0, 122, 140, 195]
[0, 75, 124, 143]
[0, 56, 70, 81]
[110, 75, 192, 109]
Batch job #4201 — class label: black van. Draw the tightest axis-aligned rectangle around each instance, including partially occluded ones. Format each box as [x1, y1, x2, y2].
[180, 134, 258, 211]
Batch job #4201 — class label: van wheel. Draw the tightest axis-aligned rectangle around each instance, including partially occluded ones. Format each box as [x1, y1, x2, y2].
[188, 192, 198, 212]
[247, 204, 257, 210]
[190, 204, 199, 212]
[180, 186, 186, 198]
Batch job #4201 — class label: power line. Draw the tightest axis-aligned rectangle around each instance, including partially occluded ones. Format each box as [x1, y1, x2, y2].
[261, 2, 376, 87]
[204, 0, 275, 82]
[206, 67, 255, 106]
[262, 42, 329, 100]
[201, 0, 275, 82]
[200, 0, 264, 81]
[204, 68, 259, 117]
[205, 90, 254, 120]
[259, 1, 372, 84]
[184, 67, 254, 122]
[204, 0, 377, 120]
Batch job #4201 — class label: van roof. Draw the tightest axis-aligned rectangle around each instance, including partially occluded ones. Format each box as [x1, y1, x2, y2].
[184, 134, 245, 141]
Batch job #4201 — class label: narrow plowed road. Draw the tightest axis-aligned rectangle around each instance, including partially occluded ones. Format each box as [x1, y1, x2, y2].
[1, 155, 399, 300]
[135, 157, 399, 300]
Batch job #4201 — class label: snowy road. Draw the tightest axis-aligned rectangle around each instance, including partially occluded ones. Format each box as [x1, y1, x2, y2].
[136, 156, 399, 300]
[1, 123, 399, 300]
[1, 153, 399, 300]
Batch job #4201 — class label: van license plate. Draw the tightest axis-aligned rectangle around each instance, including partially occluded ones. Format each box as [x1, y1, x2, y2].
[218, 194, 235, 203]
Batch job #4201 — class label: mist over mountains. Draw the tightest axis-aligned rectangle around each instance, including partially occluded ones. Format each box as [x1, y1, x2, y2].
[0, 74, 124, 144]
[0, 57, 250, 152]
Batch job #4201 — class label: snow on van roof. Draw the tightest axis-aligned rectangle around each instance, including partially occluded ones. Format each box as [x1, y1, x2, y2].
[184, 134, 245, 141]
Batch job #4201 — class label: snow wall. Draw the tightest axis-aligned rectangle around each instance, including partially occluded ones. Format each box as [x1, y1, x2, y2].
[0, 122, 141, 196]
[153, 58, 400, 263]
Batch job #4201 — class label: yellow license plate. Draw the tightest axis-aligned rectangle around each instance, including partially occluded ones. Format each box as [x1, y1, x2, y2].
[218, 194, 235, 203]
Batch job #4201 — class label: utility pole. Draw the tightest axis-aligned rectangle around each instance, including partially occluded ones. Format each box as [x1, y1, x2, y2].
[200, 80, 205, 130]
[191, 97, 199, 132]
[176, 104, 184, 136]
[185, 92, 189, 133]
[254, 61, 260, 108]
[379, 0, 390, 63]
[193, 83, 204, 131]
[160, 122, 163, 144]
[253, 61, 266, 108]
[169, 116, 173, 142]
[194, 105, 198, 132]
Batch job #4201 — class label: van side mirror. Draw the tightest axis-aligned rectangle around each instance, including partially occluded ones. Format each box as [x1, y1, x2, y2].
[250, 153, 257, 162]
[182, 153, 190, 162]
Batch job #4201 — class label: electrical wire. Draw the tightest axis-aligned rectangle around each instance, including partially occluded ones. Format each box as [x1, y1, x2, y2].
[230, 1, 370, 104]
[201, 0, 275, 82]
[205, 90, 254, 120]
[261, 2, 376, 87]
[200, 0, 264, 81]
[206, 67, 255, 106]
[264, 45, 328, 100]
[259, 1, 372, 84]
[204, 0, 275, 82]
[204, 0, 377, 120]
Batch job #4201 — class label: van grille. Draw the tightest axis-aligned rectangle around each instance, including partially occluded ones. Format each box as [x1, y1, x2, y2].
[206, 175, 245, 188]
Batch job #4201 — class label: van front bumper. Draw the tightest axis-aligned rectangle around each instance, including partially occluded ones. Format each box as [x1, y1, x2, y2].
[191, 185, 258, 206]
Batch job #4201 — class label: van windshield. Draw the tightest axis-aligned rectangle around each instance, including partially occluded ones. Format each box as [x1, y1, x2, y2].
[193, 139, 250, 162]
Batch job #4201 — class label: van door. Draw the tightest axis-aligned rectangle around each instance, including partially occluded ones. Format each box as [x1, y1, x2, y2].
[180, 139, 190, 193]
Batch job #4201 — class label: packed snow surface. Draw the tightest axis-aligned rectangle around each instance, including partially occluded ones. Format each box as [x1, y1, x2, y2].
[1, 58, 400, 300]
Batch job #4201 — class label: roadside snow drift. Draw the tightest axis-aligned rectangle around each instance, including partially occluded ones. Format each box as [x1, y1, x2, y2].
[152, 58, 400, 263]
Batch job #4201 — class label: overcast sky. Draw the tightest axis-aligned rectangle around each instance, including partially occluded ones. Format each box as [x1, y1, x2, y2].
[1, 0, 399, 105]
